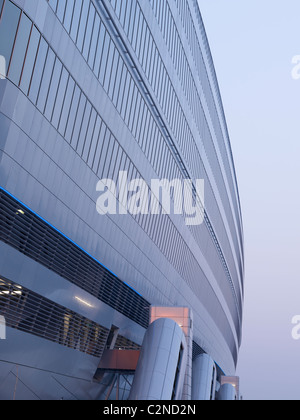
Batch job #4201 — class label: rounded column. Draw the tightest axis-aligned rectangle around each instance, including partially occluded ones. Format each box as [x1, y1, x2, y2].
[217, 384, 237, 401]
[192, 354, 217, 400]
[129, 318, 187, 400]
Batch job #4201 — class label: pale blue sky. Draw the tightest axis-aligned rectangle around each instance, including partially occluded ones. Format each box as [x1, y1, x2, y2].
[198, 0, 300, 400]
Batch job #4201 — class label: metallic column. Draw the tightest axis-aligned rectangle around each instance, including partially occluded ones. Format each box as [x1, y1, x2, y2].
[150, 307, 193, 400]
[129, 317, 188, 400]
[217, 384, 237, 401]
[192, 354, 217, 400]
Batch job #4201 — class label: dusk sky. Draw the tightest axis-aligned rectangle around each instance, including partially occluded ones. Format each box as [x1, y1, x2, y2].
[198, 0, 300, 400]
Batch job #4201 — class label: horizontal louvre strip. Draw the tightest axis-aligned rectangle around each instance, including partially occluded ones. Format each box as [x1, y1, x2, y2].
[0, 189, 150, 329]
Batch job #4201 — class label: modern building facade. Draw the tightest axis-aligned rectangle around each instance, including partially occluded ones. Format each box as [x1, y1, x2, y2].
[0, 0, 244, 400]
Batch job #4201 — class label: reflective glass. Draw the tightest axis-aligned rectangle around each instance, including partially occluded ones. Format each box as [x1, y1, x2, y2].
[52, 67, 68, 128]
[82, 5, 95, 60]
[63, 0, 74, 32]
[20, 26, 40, 94]
[36, 47, 55, 112]
[44, 57, 62, 121]
[70, 0, 82, 43]
[76, 0, 89, 52]
[28, 37, 48, 104]
[56, 0, 66, 22]
[58, 75, 75, 136]
[65, 85, 80, 143]
[9, 13, 32, 85]
[0, 0, 21, 75]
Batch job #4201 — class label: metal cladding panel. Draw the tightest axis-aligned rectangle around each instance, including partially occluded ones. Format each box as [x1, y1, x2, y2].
[0, 0, 244, 384]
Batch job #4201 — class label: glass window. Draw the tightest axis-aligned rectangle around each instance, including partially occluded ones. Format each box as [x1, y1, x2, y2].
[112, 60, 123, 106]
[70, 93, 86, 149]
[132, 94, 141, 137]
[124, 78, 134, 126]
[118, 151, 126, 173]
[0, 0, 4, 16]
[144, 31, 151, 76]
[108, 49, 119, 100]
[136, 99, 145, 144]
[120, 74, 131, 120]
[111, 146, 122, 183]
[119, 0, 127, 26]
[98, 32, 110, 85]
[76, 100, 91, 155]
[108, 142, 118, 180]
[102, 134, 115, 177]
[141, 110, 150, 152]
[20, 26, 40, 95]
[58, 75, 75, 136]
[82, 108, 96, 161]
[98, 130, 111, 178]
[127, 1, 136, 43]
[65, 84, 80, 143]
[82, 5, 95, 60]
[0, 0, 21, 75]
[137, 20, 146, 63]
[28, 37, 48, 104]
[63, 0, 74, 33]
[93, 23, 105, 77]
[44, 56, 62, 121]
[93, 122, 106, 173]
[103, 43, 115, 93]
[36, 47, 55, 112]
[87, 116, 101, 169]
[124, 0, 132, 35]
[8, 13, 32, 86]
[128, 86, 138, 131]
[56, 0, 67, 22]
[114, 0, 121, 19]
[70, 0, 82, 42]
[116, 65, 126, 112]
[76, 0, 89, 52]
[52, 67, 69, 128]
[48, 0, 58, 12]
[88, 14, 100, 69]
[132, 6, 141, 52]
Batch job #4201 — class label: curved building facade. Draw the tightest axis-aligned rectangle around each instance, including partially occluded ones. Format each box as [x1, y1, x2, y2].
[0, 0, 244, 400]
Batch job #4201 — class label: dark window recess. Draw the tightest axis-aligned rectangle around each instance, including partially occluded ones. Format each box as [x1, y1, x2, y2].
[192, 341, 205, 360]
[0, 189, 150, 329]
[113, 334, 141, 351]
[171, 344, 184, 400]
[0, 276, 110, 358]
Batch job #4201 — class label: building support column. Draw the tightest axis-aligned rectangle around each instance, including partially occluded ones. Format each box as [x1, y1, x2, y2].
[192, 354, 217, 400]
[217, 384, 237, 400]
[150, 307, 193, 400]
[129, 317, 188, 400]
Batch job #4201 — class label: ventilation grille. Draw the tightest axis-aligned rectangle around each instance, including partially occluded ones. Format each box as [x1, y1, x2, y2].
[113, 335, 141, 351]
[0, 189, 150, 329]
[0, 276, 110, 358]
